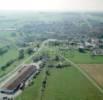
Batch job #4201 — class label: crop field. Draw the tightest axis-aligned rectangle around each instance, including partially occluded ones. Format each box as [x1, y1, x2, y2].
[16, 44, 103, 100]
[16, 67, 103, 100]
[79, 64, 103, 88]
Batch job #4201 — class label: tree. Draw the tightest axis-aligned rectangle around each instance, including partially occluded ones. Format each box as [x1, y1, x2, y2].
[42, 79, 46, 88]
[18, 49, 24, 59]
[56, 63, 62, 68]
[55, 55, 60, 61]
[45, 70, 50, 76]
[27, 48, 34, 55]
[78, 48, 85, 53]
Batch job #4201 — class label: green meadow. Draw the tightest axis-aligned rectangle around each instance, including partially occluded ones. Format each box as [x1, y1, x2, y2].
[16, 67, 103, 100]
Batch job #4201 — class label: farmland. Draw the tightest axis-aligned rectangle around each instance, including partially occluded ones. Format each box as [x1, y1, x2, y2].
[43, 67, 103, 100]
[60, 50, 103, 64]
[79, 64, 103, 88]
[16, 43, 103, 100]
[0, 12, 103, 100]
[0, 48, 18, 77]
[16, 67, 103, 100]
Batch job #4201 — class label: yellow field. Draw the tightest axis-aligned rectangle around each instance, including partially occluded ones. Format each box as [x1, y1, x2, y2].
[79, 64, 103, 87]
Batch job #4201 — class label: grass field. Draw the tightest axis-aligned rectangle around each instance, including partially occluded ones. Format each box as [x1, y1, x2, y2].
[16, 67, 103, 100]
[61, 50, 103, 64]
[0, 48, 18, 67]
[16, 46, 103, 100]
[2, 43, 103, 100]
[0, 47, 31, 78]
[79, 64, 103, 88]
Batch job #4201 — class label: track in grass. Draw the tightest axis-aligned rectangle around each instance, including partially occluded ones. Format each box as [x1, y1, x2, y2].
[43, 67, 103, 100]
[79, 64, 103, 88]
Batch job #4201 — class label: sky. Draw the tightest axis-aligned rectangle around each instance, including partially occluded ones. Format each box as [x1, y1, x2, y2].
[0, 0, 103, 12]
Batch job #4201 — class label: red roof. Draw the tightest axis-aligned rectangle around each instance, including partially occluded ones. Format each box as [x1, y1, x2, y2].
[2, 64, 37, 91]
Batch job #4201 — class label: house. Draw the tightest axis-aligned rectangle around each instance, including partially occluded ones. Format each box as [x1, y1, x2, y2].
[84, 42, 96, 50]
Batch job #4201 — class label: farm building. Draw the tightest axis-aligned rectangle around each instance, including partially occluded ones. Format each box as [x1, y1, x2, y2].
[84, 42, 96, 49]
[0, 64, 39, 94]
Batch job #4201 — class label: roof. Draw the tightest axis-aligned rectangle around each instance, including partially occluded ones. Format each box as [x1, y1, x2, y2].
[2, 64, 37, 91]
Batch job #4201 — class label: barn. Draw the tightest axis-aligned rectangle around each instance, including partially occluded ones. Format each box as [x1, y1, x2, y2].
[0, 64, 39, 94]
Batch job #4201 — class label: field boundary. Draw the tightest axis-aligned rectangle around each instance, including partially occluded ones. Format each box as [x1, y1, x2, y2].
[79, 64, 103, 88]
[60, 54, 103, 94]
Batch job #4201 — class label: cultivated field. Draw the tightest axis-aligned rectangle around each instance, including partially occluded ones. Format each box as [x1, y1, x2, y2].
[0, 12, 103, 100]
[16, 67, 103, 100]
[79, 64, 103, 88]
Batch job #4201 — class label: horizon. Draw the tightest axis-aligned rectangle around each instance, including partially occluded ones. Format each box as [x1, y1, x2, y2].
[0, 0, 103, 12]
[0, 10, 103, 13]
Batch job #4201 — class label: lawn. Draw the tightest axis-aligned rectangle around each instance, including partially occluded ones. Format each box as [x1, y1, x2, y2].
[16, 67, 103, 100]
[61, 50, 103, 64]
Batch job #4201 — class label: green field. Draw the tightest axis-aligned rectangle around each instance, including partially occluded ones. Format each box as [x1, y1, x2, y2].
[0, 45, 31, 78]
[16, 67, 103, 100]
[0, 48, 18, 66]
[0, 54, 30, 78]
[61, 50, 103, 64]
[0, 12, 103, 100]
[0, 47, 18, 77]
